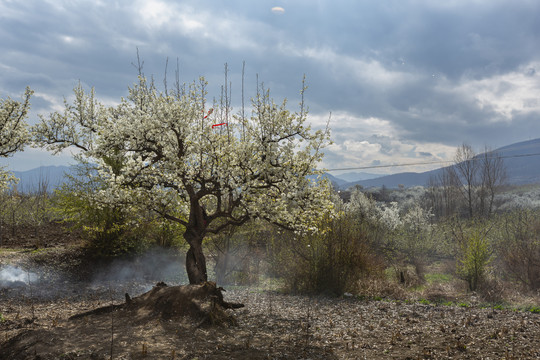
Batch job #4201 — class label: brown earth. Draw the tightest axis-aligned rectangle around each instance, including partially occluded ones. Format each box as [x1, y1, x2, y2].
[1, 234, 540, 359]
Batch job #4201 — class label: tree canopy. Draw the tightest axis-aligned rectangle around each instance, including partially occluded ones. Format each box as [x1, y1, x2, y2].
[0, 87, 32, 189]
[33, 73, 334, 283]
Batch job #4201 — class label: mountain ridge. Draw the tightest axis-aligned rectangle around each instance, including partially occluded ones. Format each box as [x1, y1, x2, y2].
[10, 165, 74, 192]
[331, 138, 540, 189]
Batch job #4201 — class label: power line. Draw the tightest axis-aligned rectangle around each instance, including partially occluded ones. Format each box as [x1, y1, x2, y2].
[326, 160, 452, 172]
[325, 152, 540, 172]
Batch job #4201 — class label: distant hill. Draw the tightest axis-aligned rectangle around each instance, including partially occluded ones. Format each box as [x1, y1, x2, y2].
[307, 173, 348, 188]
[331, 171, 380, 183]
[11, 165, 74, 192]
[337, 138, 540, 189]
[309, 171, 381, 189]
[341, 171, 434, 189]
[492, 138, 540, 185]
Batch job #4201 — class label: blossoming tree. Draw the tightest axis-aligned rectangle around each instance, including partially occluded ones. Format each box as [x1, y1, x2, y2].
[0, 87, 32, 188]
[33, 74, 333, 284]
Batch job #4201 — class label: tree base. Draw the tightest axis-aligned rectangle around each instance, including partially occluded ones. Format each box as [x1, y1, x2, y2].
[71, 281, 244, 327]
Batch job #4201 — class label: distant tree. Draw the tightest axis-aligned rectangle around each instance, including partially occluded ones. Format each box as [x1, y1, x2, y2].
[479, 146, 506, 216]
[426, 143, 506, 219]
[32, 71, 333, 284]
[449, 143, 479, 218]
[424, 174, 459, 219]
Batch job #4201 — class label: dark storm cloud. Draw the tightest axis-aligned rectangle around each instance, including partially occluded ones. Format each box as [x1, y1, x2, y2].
[1, 0, 540, 171]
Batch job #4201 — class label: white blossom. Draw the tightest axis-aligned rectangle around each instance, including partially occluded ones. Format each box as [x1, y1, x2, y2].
[0, 87, 32, 189]
[33, 75, 334, 238]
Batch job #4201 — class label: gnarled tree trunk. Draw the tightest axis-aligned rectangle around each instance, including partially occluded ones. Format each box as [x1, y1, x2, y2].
[183, 194, 210, 284]
[185, 235, 207, 284]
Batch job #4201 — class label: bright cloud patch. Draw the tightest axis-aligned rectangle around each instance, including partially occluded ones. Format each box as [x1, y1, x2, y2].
[138, 0, 204, 32]
[271, 7, 285, 14]
[308, 111, 397, 138]
[310, 111, 456, 173]
[135, 0, 264, 51]
[455, 62, 540, 121]
[283, 45, 414, 89]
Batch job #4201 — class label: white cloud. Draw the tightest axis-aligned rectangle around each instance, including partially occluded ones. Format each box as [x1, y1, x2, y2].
[135, 0, 266, 51]
[59, 35, 87, 48]
[309, 111, 397, 139]
[453, 62, 540, 121]
[282, 45, 415, 89]
[271, 7, 285, 14]
[311, 110, 456, 173]
[138, 0, 203, 32]
[34, 92, 65, 113]
[322, 137, 456, 173]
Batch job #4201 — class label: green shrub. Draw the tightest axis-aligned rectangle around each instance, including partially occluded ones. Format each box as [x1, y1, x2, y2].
[446, 218, 492, 292]
[457, 229, 492, 291]
[51, 162, 183, 257]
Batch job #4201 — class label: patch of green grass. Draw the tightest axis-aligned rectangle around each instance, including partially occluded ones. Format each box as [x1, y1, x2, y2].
[0, 313, 5, 322]
[424, 273, 452, 284]
[516, 305, 540, 313]
[458, 302, 470, 308]
[419, 298, 431, 305]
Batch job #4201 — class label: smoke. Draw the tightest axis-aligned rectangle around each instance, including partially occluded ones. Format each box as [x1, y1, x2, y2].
[91, 247, 188, 287]
[0, 265, 38, 288]
[1, 248, 188, 301]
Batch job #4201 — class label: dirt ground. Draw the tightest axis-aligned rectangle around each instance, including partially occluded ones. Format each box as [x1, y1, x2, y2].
[1, 230, 540, 359]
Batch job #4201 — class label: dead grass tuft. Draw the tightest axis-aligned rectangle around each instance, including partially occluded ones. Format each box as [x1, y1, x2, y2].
[356, 276, 407, 300]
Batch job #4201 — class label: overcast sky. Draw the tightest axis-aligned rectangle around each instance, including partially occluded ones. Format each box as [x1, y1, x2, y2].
[1, 0, 540, 174]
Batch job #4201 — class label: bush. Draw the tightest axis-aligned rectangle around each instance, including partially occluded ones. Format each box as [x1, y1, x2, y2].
[52, 162, 183, 257]
[494, 209, 540, 290]
[268, 210, 384, 295]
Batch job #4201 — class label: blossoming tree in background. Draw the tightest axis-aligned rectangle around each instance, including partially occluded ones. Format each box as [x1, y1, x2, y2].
[33, 71, 333, 284]
[0, 87, 32, 189]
